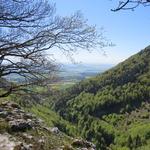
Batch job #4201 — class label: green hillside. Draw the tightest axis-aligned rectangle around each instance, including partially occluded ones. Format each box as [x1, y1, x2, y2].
[52, 46, 150, 149]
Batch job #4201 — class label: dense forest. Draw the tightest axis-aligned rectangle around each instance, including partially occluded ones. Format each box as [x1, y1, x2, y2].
[50, 46, 150, 149]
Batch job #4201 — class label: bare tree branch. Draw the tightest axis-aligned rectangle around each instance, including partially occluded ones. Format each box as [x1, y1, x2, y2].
[0, 0, 110, 97]
[112, 0, 150, 11]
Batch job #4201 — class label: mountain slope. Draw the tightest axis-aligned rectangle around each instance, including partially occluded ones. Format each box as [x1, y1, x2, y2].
[0, 100, 97, 150]
[53, 46, 150, 149]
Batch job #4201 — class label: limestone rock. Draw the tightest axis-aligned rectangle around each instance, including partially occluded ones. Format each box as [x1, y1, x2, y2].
[43, 126, 60, 134]
[0, 134, 16, 150]
[72, 139, 96, 150]
[9, 119, 33, 132]
[0, 111, 9, 118]
[50, 127, 59, 134]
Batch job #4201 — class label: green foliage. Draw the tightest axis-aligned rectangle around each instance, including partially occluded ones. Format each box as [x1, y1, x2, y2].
[10, 47, 149, 149]
[27, 104, 78, 137]
[51, 47, 150, 149]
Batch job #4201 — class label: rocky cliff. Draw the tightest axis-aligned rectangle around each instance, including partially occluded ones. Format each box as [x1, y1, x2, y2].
[0, 101, 95, 150]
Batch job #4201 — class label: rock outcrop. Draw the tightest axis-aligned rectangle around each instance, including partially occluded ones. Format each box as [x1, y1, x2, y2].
[0, 101, 46, 150]
[0, 101, 39, 132]
[72, 139, 96, 150]
[0, 101, 96, 150]
[0, 134, 16, 150]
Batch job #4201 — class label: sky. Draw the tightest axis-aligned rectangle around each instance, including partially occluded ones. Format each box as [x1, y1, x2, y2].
[51, 0, 150, 65]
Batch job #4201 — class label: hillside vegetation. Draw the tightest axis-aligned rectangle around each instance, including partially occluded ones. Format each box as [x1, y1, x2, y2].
[52, 46, 150, 149]
[0, 46, 149, 150]
[0, 100, 97, 150]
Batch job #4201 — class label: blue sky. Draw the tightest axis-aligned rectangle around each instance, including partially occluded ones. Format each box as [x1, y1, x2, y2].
[51, 0, 150, 64]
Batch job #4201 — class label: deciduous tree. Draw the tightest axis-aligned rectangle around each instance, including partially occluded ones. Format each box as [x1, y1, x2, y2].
[0, 0, 109, 97]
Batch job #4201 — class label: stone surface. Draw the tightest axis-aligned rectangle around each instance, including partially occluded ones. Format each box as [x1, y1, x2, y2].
[9, 119, 33, 132]
[43, 126, 60, 134]
[0, 101, 46, 150]
[0, 101, 96, 150]
[50, 127, 59, 134]
[0, 101, 39, 132]
[72, 139, 96, 150]
[0, 111, 9, 118]
[0, 134, 16, 150]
